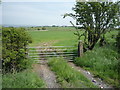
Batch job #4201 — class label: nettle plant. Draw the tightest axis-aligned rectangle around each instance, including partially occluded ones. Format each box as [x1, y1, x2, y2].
[2, 27, 32, 73]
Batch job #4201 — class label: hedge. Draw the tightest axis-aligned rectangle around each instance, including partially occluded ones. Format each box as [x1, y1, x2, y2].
[2, 27, 32, 73]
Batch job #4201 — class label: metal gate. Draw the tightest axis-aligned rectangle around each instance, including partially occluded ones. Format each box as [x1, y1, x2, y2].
[27, 46, 77, 63]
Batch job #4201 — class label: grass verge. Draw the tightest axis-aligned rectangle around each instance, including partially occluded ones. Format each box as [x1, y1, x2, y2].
[74, 45, 119, 87]
[48, 57, 97, 88]
[0, 74, 2, 89]
[2, 69, 45, 88]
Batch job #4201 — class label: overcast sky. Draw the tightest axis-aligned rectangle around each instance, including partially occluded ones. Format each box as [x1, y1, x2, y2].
[2, 0, 76, 26]
[1, 0, 119, 26]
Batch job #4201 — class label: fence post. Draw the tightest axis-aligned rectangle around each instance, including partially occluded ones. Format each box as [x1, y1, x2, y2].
[78, 40, 83, 57]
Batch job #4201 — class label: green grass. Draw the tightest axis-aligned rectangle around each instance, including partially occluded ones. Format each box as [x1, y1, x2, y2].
[27, 27, 119, 88]
[28, 27, 83, 46]
[2, 70, 45, 88]
[74, 44, 119, 87]
[26, 26, 76, 31]
[48, 57, 97, 88]
[0, 74, 2, 89]
[28, 27, 118, 47]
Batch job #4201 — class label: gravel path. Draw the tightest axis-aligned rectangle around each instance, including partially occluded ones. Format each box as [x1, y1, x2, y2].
[68, 62, 112, 88]
[33, 63, 60, 88]
[33, 43, 60, 88]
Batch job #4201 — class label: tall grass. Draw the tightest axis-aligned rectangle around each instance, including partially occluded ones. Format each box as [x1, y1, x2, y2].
[74, 45, 119, 87]
[48, 57, 97, 88]
[2, 70, 45, 88]
[0, 74, 2, 89]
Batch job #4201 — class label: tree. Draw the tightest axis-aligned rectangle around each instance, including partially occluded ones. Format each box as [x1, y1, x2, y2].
[64, 1, 120, 51]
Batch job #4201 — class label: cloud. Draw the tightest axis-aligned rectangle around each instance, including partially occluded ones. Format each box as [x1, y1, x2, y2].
[2, 2, 75, 26]
[3, 0, 75, 2]
[0, 5, 2, 25]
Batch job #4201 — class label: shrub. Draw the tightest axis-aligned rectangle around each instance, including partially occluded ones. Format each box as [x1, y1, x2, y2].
[2, 27, 32, 73]
[116, 31, 120, 53]
[116, 31, 120, 85]
[42, 27, 46, 30]
[38, 28, 40, 30]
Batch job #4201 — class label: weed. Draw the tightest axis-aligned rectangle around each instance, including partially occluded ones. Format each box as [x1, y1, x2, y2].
[74, 45, 119, 87]
[48, 57, 97, 88]
[2, 70, 45, 88]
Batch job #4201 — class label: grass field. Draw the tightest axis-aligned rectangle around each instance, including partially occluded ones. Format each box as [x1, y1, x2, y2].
[28, 27, 118, 47]
[28, 27, 84, 46]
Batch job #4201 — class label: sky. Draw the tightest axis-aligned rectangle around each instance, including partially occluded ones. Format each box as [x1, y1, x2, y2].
[1, 0, 119, 26]
[1, 0, 76, 26]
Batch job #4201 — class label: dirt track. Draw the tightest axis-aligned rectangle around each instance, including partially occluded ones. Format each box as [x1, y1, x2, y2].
[33, 62, 60, 88]
[68, 62, 112, 88]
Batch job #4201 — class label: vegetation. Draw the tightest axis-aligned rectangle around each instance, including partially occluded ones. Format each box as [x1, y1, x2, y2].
[2, 27, 45, 88]
[38, 28, 41, 30]
[116, 30, 120, 85]
[2, 1, 120, 88]
[28, 28, 79, 46]
[116, 31, 120, 53]
[74, 44, 119, 87]
[48, 57, 97, 88]
[2, 26, 119, 88]
[64, 2, 120, 51]
[2, 70, 45, 88]
[2, 27, 32, 73]
[0, 74, 1, 89]
[42, 27, 46, 30]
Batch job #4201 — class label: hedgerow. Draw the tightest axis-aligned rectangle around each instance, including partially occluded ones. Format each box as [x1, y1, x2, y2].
[116, 31, 120, 53]
[2, 27, 32, 73]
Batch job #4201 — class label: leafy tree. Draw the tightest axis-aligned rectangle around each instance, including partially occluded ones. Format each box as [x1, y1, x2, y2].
[2, 27, 32, 73]
[64, 1, 120, 51]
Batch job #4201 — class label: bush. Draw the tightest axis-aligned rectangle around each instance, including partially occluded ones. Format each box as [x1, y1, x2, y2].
[42, 27, 46, 30]
[2, 27, 32, 73]
[38, 28, 41, 30]
[116, 31, 120, 85]
[116, 31, 120, 53]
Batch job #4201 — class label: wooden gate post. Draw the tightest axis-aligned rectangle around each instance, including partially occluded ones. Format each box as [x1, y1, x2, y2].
[78, 40, 83, 57]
